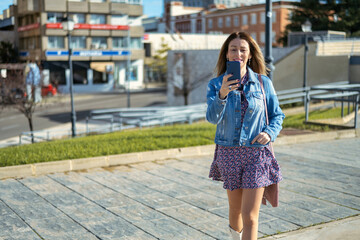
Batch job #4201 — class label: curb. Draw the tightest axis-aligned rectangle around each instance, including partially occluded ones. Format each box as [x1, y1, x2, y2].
[1, 129, 359, 180]
[260, 215, 360, 240]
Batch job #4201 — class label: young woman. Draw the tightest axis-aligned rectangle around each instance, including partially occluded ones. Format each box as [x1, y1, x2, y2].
[206, 32, 285, 240]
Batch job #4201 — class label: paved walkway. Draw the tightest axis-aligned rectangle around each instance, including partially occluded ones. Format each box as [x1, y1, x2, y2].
[0, 138, 359, 239]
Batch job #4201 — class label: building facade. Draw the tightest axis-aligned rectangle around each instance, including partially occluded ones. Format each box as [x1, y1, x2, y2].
[165, 1, 295, 47]
[16, 0, 145, 93]
[163, 0, 259, 8]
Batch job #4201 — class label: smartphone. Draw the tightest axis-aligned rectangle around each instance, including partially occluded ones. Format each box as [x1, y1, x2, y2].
[226, 61, 241, 84]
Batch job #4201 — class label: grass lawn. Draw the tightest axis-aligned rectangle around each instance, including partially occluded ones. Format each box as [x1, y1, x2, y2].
[0, 106, 354, 167]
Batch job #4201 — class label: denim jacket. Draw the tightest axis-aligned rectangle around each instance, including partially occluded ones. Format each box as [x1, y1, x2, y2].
[206, 67, 285, 147]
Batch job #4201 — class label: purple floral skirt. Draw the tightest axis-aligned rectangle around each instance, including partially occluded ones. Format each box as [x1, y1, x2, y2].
[209, 144, 283, 190]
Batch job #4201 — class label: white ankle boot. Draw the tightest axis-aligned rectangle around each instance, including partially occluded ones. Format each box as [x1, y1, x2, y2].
[229, 225, 243, 240]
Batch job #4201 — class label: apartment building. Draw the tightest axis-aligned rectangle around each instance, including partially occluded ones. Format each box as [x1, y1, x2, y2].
[16, 0, 145, 93]
[163, 0, 259, 8]
[166, 1, 295, 47]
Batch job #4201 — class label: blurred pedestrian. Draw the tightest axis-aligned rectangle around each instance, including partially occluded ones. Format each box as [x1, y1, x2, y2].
[25, 60, 42, 103]
[206, 32, 285, 240]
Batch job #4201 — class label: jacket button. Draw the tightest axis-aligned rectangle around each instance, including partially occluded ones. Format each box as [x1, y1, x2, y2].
[249, 110, 253, 113]
[245, 126, 248, 130]
[242, 142, 246, 146]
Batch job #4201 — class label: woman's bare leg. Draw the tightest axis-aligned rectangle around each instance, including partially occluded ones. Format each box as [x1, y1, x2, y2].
[227, 188, 243, 232]
[241, 187, 265, 240]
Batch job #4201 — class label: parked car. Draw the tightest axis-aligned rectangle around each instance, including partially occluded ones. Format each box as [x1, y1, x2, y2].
[41, 84, 57, 97]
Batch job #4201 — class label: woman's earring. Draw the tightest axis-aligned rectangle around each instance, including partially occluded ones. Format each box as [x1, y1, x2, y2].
[248, 58, 251, 65]
[226, 58, 229, 62]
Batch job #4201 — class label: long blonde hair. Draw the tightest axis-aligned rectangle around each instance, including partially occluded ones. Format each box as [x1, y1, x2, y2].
[215, 32, 267, 77]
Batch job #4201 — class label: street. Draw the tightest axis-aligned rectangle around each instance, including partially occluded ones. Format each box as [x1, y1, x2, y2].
[0, 90, 167, 141]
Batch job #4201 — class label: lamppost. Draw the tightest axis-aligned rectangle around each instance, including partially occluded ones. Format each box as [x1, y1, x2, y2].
[301, 19, 312, 90]
[301, 19, 312, 119]
[126, 16, 131, 108]
[265, 0, 274, 80]
[62, 16, 77, 137]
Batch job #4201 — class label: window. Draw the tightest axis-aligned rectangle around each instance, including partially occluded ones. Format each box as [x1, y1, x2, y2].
[90, 0, 106, 2]
[73, 64, 88, 85]
[251, 32, 256, 41]
[130, 38, 142, 49]
[261, 32, 265, 43]
[48, 36, 64, 48]
[272, 31, 276, 43]
[90, 14, 106, 24]
[217, 17, 223, 28]
[251, 13, 256, 25]
[242, 14, 248, 25]
[111, 15, 126, 25]
[70, 36, 86, 49]
[113, 37, 126, 48]
[233, 16, 239, 27]
[71, 13, 85, 24]
[130, 65, 138, 81]
[93, 70, 108, 84]
[272, 11, 276, 23]
[208, 19, 213, 29]
[47, 13, 63, 23]
[261, 12, 265, 24]
[111, 0, 127, 2]
[225, 16, 231, 27]
[91, 37, 107, 49]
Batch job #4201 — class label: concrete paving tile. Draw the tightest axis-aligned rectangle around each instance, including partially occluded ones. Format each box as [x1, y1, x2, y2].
[208, 206, 228, 219]
[314, 206, 360, 219]
[87, 174, 157, 198]
[40, 192, 92, 208]
[167, 161, 211, 177]
[0, 201, 15, 216]
[135, 217, 215, 240]
[259, 212, 278, 224]
[9, 202, 63, 221]
[108, 202, 168, 222]
[61, 204, 118, 223]
[192, 217, 230, 240]
[284, 195, 337, 212]
[118, 232, 158, 240]
[94, 192, 138, 208]
[123, 171, 175, 188]
[84, 218, 142, 239]
[136, 192, 186, 210]
[259, 218, 299, 236]
[149, 182, 198, 198]
[318, 191, 360, 210]
[159, 205, 224, 225]
[27, 215, 95, 239]
[264, 203, 331, 227]
[178, 192, 228, 211]
[0, 214, 34, 237]
[0, 233, 41, 240]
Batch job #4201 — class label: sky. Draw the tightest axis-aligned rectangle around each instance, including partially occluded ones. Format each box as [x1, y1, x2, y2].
[0, 0, 163, 18]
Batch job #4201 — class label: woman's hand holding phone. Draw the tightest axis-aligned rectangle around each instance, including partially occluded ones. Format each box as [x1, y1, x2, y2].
[219, 74, 240, 100]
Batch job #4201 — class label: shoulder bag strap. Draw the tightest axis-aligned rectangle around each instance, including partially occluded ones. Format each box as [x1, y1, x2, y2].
[258, 74, 269, 125]
[258, 74, 275, 157]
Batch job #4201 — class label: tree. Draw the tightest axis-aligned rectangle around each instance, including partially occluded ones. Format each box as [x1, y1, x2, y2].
[0, 41, 18, 63]
[0, 65, 37, 143]
[279, 0, 360, 45]
[170, 52, 214, 105]
[150, 37, 171, 82]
